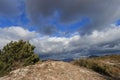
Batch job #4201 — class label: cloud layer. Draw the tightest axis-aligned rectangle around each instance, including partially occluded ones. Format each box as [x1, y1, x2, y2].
[31, 25, 120, 60]
[0, 0, 20, 17]
[26, 0, 120, 34]
[0, 0, 120, 35]
[0, 26, 120, 60]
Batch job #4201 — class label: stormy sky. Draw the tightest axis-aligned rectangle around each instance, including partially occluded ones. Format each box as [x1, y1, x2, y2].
[0, 0, 120, 60]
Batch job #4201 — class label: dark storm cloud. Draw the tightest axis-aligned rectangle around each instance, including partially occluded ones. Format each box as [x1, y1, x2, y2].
[26, 0, 120, 34]
[39, 25, 57, 35]
[0, 0, 20, 17]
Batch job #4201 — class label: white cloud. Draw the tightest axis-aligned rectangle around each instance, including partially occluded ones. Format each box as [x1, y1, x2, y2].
[30, 25, 120, 59]
[0, 26, 38, 49]
[0, 26, 120, 59]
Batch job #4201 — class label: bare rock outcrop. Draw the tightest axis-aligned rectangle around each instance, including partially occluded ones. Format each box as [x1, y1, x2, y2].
[0, 61, 106, 80]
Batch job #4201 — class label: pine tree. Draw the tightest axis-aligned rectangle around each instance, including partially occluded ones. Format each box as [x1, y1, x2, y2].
[0, 40, 40, 76]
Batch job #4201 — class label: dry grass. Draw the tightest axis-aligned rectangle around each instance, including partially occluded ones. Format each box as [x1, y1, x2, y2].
[72, 55, 120, 79]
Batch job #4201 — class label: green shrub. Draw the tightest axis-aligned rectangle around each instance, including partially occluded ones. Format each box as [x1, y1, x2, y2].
[0, 40, 40, 77]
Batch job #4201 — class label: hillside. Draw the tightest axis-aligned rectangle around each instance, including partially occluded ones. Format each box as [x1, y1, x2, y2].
[73, 55, 120, 80]
[0, 61, 106, 80]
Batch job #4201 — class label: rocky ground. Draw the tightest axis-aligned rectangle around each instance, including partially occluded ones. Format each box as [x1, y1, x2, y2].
[0, 61, 106, 80]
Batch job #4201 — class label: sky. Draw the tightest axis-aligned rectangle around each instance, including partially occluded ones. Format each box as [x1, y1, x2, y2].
[0, 0, 120, 60]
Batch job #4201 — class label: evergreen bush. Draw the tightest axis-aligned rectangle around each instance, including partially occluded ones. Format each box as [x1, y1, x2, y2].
[0, 40, 40, 77]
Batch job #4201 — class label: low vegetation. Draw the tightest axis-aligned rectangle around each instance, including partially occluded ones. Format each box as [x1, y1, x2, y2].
[0, 40, 40, 77]
[73, 55, 120, 79]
